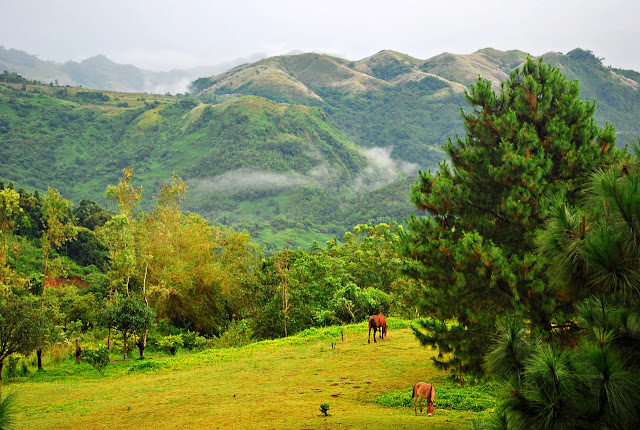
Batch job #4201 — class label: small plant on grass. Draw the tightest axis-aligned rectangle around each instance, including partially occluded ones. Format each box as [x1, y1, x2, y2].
[320, 402, 330, 416]
[83, 346, 110, 377]
[0, 390, 17, 430]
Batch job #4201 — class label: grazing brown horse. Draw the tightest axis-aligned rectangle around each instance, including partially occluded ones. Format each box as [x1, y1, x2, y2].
[377, 313, 387, 339]
[368, 314, 380, 343]
[412, 382, 436, 416]
[368, 313, 388, 343]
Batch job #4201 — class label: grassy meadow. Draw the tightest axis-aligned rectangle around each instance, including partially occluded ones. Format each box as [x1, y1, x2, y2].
[4, 320, 501, 429]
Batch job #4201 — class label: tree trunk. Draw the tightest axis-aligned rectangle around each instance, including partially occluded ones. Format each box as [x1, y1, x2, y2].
[37, 348, 42, 369]
[136, 329, 148, 359]
[123, 331, 128, 361]
[75, 339, 82, 363]
[0, 359, 4, 384]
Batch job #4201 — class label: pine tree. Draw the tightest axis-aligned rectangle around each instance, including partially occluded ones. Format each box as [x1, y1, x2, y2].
[400, 57, 621, 381]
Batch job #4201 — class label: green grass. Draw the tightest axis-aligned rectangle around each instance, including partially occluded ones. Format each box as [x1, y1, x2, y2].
[5, 321, 501, 429]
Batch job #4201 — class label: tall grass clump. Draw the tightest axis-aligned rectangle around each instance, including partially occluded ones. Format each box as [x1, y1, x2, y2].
[0, 391, 16, 430]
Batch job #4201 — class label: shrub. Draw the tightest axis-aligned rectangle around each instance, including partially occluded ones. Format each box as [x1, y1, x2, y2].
[157, 334, 184, 356]
[217, 320, 253, 348]
[181, 331, 210, 350]
[320, 402, 330, 416]
[83, 346, 110, 376]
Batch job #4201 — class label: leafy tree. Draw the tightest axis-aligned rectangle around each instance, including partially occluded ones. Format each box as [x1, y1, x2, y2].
[0, 294, 48, 384]
[400, 57, 621, 382]
[37, 188, 76, 369]
[83, 346, 110, 377]
[72, 199, 111, 230]
[15, 188, 42, 240]
[104, 168, 143, 218]
[59, 227, 108, 269]
[0, 189, 22, 287]
[99, 215, 136, 298]
[41, 187, 77, 303]
[98, 296, 154, 361]
[139, 174, 261, 337]
[100, 168, 143, 298]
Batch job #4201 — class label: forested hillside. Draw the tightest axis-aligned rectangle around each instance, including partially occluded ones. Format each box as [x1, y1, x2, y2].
[0, 78, 415, 249]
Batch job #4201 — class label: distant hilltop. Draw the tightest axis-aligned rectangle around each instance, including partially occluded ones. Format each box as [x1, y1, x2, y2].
[3, 45, 639, 97]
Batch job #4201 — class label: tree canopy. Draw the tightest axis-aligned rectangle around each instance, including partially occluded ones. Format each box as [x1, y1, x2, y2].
[400, 57, 623, 381]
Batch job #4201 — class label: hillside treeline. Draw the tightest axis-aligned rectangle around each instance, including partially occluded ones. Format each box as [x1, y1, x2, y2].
[0, 168, 417, 378]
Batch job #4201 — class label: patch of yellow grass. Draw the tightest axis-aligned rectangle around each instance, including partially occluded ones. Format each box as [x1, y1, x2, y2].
[11, 325, 481, 429]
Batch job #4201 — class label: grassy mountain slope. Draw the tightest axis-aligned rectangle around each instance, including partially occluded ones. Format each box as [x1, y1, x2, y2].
[0, 82, 366, 190]
[546, 48, 640, 141]
[419, 48, 529, 87]
[194, 47, 640, 171]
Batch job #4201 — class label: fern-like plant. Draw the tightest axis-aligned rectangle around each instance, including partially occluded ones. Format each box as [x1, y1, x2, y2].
[0, 391, 17, 430]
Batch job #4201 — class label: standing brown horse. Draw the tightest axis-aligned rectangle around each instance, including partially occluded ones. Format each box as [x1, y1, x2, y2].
[377, 313, 387, 339]
[412, 382, 436, 416]
[368, 313, 388, 343]
[368, 314, 380, 343]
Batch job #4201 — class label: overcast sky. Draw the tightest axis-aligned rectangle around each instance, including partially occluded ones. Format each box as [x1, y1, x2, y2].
[2, 0, 639, 72]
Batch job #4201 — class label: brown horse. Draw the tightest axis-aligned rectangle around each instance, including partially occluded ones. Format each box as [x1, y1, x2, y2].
[412, 382, 436, 416]
[368, 314, 381, 343]
[368, 313, 388, 343]
[377, 313, 387, 339]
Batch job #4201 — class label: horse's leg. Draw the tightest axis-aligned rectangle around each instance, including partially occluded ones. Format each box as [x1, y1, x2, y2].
[373, 326, 377, 343]
[419, 397, 424, 414]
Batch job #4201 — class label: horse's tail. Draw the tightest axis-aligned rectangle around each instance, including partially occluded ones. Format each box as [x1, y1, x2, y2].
[411, 384, 416, 399]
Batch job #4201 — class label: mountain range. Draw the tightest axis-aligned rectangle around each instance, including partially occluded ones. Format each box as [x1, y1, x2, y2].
[1, 46, 639, 250]
[0, 45, 267, 94]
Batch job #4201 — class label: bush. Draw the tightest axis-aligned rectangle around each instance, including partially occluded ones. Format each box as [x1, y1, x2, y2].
[4, 355, 29, 380]
[217, 320, 253, 348]
[181, 331, 210, 350]
[320, 402, 330, 416]
[83, 345, 110, 376]
[157, 334, 184, 356]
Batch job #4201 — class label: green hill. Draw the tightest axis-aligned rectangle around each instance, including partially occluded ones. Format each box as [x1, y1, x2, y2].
[194, 48, 640, 170]
[0, 81, 414, 249]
